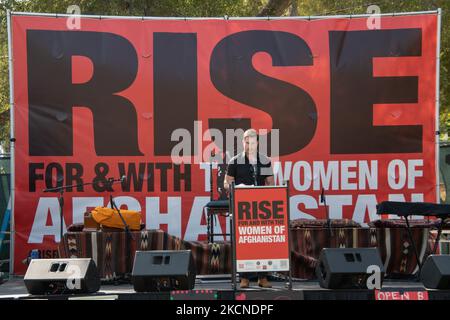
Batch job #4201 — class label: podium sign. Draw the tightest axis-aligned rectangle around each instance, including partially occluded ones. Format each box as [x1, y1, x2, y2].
[232, 185, 290, 273]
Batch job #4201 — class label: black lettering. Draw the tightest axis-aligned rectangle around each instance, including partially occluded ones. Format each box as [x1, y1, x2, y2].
[208, 118, 252, 158]
[65, 163, 84, 192]
[27, 30, 142, 156]
[251, 201, 259, 220]
[155, 163, 172, 192]
[329, 29, 422, 153]
[210, 30, 317, 156]
[154, 33, 197, 156]
[45, 163, 64, 189]
[119, 163, 146, 192]
[92, 162, 112, 192]
[238, 201, 251, 220]
[272, 200, 284, 219]
[147, 163, 155, 192]
[174, 164, 191, 192]
[258, 200, 272, 219]
[29, 163, 44, 192]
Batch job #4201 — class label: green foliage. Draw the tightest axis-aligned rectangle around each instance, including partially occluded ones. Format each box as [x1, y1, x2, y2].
[0, 0, 449, 151]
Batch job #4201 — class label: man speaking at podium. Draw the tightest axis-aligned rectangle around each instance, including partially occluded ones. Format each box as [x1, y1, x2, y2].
[224, 129, 275, 288]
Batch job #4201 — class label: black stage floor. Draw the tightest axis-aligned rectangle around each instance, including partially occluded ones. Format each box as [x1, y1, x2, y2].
[0, 276, 449, 300]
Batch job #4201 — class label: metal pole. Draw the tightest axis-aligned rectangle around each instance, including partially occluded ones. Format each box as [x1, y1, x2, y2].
[230, 182, 236, 291]
[10, 10, 439, 21]
[6, 10, 15, 279]
[435, 8, 442, 203]
[405, 216, 422, 275]
[432, 219, 445, 254]
[285, 181, 293, 290]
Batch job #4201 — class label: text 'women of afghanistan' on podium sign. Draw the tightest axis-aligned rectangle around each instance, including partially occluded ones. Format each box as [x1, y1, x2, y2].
[230, 183, 292, 289]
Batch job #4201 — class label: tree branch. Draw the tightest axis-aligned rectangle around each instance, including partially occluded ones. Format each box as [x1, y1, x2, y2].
[257, 0, 292, 17]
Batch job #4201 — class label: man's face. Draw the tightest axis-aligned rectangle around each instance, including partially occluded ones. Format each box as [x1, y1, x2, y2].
[243, 136, 258, 155]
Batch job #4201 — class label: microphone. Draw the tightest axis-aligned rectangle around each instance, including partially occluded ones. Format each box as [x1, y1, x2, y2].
[250, 164, 258, 186]
[107, 176, 126, 184]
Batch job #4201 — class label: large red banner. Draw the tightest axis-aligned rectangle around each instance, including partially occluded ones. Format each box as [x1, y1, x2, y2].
[11, 13, 438, 274]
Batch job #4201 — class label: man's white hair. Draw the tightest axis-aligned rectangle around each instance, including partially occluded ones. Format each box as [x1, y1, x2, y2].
[243, 128, 257, 140]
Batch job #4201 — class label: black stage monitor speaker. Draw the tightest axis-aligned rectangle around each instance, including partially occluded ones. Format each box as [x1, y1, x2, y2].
[421, 255, 450, 289]
[316, 248, 385, 289]
[24, 258, 100, 295]
[132, 250, 196, 292]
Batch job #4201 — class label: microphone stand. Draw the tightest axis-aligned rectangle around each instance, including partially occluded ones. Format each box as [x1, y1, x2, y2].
[106, 177, 135, 280]
[43, 180, 106, 243]
[106, 177, 134, 240]
[321, 188, 333, 237]
[250, 161, 258, 186]
[210, 150, 215, 201]
[209, 151, 220, 240]
[43, 177, 134, 242]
